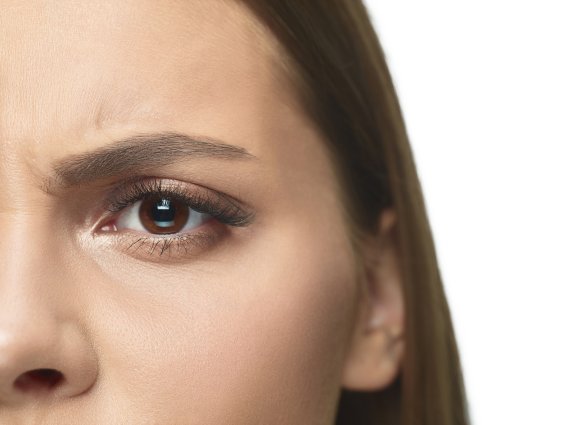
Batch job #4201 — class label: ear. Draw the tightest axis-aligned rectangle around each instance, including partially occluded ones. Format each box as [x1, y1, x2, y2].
[341, 208, 405, 391]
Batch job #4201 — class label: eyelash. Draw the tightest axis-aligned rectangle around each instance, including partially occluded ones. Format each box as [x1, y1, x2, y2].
[96, 178, 254, 258]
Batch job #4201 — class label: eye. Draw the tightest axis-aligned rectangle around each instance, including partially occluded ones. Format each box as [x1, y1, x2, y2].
[115, 195, 212, 235]
[93, 178, 254, 261]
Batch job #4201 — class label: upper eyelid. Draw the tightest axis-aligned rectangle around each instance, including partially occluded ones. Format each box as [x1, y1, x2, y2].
[105, 179, 211, 212]
[104, 177, 250, 210]
[100, 177, 255, 227]
[105, 178, 189, 204]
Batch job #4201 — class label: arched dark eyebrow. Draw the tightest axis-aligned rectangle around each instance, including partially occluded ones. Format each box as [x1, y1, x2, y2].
[52, 131, 255, 187]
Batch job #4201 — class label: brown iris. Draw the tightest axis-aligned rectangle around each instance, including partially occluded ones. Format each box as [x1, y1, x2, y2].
[139, 196, 190, 234]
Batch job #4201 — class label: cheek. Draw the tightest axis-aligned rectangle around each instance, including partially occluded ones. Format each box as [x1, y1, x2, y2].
[82, 218, 359, 423]
[223, 228, 358, 410]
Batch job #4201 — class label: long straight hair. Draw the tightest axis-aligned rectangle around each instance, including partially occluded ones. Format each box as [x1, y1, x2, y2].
[239, 1, 470, 424]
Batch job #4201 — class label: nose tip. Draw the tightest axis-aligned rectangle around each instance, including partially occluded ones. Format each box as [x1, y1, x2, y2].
[0, 323, 99, 406]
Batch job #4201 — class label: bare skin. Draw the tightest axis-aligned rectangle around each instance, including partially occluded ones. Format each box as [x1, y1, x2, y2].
[0, 1, 404, 424]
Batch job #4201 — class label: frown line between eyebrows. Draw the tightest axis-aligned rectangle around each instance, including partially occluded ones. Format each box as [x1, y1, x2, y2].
[51, 131, 255, 187]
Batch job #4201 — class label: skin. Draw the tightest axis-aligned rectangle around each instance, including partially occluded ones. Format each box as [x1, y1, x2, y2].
[0, 1, 404, 424]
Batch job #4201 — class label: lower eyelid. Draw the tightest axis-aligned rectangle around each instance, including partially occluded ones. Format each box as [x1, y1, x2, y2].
[92, 215, 229, 262]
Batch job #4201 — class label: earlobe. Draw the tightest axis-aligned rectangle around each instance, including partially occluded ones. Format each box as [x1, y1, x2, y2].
[341, 208, 405, 391]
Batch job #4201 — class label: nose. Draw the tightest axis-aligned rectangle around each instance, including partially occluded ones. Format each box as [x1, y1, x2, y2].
[0, 222, 99, 407]
[0, 311, 99, 406]
[0, 317, 99, 405]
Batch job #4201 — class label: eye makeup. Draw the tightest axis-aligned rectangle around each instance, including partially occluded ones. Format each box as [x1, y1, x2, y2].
[92, 177, 254, 260]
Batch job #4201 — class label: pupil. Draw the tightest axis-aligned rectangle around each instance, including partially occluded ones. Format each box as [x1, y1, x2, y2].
[152, 198, 175, 227]
[139, 196, 189, 234]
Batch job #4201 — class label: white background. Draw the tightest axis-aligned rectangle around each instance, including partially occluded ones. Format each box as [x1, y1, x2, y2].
[365, 1, 567, 424]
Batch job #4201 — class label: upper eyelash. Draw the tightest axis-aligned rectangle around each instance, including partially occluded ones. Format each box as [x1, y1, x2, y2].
[104, 178, 254, 228]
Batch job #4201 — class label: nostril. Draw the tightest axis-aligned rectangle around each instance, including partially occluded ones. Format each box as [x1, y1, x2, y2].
[13, 368, 64, 393]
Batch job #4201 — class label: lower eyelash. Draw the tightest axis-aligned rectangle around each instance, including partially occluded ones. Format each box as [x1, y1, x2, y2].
[121, 230, 220, 258]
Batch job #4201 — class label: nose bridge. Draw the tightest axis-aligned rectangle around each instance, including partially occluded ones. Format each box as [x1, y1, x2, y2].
[0, 205, 61, 295]
[0, 208, 99, 406]
[0, 156, 80, 321]
[0, 209, 62, 322]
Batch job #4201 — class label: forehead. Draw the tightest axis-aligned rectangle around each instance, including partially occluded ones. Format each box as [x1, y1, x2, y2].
[0, 0, 295, 149]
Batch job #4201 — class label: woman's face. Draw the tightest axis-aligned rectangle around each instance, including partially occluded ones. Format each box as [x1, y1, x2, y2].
[0, 1, 371, 423]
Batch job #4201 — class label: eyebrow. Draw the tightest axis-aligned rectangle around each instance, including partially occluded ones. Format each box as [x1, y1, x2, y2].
[52, 131, 255, 187]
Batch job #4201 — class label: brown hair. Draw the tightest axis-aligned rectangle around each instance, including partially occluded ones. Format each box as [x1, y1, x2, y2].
[239, 1, 470, 424]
